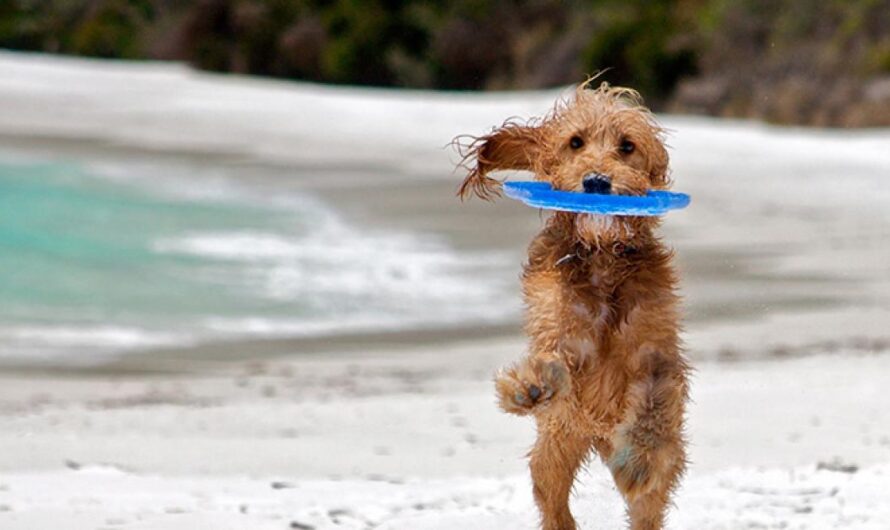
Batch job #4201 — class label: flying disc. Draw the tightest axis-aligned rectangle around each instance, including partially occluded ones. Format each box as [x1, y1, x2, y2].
[503, 181, 690, 216]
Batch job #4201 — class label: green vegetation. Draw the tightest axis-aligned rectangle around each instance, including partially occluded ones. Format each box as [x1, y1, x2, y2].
[0, 0, 700, 99]
[1, 0, 888, 125]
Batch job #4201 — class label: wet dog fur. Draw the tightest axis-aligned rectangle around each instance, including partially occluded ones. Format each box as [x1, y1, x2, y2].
[457, 82, 689, 530]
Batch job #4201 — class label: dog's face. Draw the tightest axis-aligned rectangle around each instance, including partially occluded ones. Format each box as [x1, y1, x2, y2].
[458, 83, 671, 244]
[541, 87, 669, 197]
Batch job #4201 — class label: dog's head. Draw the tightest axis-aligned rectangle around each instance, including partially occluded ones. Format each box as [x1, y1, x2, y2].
[457, 82, 670, 244]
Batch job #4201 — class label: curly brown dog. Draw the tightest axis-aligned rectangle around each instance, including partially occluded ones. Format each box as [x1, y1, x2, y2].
[457, 82, 689, 530]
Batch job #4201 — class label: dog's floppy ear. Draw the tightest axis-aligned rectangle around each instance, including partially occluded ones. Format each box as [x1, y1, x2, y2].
[457, 123, 542, 201]
[649, 143, 671, 188]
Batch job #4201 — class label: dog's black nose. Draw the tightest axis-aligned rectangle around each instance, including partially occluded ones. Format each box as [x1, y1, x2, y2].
[582, 173, 612, 194]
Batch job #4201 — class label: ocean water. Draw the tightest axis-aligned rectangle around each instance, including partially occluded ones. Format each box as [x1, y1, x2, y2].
[0, 157, 515, 364]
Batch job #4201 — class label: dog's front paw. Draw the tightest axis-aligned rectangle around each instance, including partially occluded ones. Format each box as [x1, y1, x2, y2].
[495, 355, 571, 415]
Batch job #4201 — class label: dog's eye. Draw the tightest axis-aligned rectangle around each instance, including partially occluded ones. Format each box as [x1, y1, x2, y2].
[569, 136, 584, 150]
[618, 139, 635, 154]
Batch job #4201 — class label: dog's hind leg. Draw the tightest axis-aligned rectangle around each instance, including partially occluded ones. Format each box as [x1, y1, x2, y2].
[608, 437, 685, 530]
[529, 419, 592, 530]
[607, 351, 687, 530]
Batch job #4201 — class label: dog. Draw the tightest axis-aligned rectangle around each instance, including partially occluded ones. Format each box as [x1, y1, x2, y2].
[457, 82, 689, 530]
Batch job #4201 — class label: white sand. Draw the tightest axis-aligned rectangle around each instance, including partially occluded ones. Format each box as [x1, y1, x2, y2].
[1, 341, 889, 528]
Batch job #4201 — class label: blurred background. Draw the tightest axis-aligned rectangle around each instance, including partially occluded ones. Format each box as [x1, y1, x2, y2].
[0, 0, 888, 369]
[3, 0, 890, 125]
[0, 2, 889, 529]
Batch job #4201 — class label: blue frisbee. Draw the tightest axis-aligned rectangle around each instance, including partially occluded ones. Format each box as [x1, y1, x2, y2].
[503, 181, 690, 216]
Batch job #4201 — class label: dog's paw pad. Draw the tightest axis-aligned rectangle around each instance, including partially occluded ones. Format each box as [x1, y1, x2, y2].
[513, 391, 529, 407]
[495, 357, 570, 415]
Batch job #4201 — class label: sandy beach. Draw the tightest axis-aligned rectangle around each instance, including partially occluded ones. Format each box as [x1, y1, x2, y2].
[1, 342, 889, 528]
[0, 52, 889, 528]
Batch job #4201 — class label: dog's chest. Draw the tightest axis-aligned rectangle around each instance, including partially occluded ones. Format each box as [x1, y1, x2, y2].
[524, 261, 626, 358]
[561, 297, 611, 359]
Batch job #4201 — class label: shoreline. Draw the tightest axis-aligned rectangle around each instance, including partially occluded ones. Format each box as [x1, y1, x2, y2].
[0, 323, 523, 376]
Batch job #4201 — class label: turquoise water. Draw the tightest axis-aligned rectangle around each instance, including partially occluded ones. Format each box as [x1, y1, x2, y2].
[0, 158, 510, 363]
[0, 160, 307, 357]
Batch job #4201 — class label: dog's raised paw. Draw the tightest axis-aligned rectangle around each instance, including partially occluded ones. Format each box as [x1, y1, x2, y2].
[495, 356, 570, 415]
